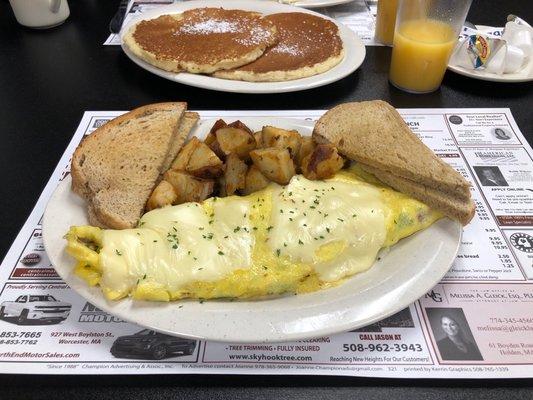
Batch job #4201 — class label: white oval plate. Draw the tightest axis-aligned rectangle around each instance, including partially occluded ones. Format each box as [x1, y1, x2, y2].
[280, 0, 355, 10]
[119, 0, 366, 93]
[43, 117, 461, 343]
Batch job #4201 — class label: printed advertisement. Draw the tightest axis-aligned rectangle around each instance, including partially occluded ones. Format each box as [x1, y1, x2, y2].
[0, 108, 532, 378]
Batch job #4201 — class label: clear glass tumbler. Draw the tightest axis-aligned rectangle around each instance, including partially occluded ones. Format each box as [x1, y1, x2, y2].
[389, 0, 472, 93]
[375, 0, 399, 46]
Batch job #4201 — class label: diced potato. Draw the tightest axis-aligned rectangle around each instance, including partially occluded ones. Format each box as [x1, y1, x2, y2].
[186, 141, 223, 178]
[250, 147, 295, 185]
[261, 126, 302, 158]
[146, 180, 178, 211]
[205, 119, 227, 146]
[296, 136, 316, 171]
[243, 165, 270, 195]
[301, 144, 344, 180]
[216, 127, 257, 159]
[224, 153, 248, 195]
[217, 175, 227, 197]
[228, 120, 253, 135]
[171, 137, 201, 171]
[207, 138, 225, 160]
[253, 131, 263, 148]
[164, 170, 214, 204]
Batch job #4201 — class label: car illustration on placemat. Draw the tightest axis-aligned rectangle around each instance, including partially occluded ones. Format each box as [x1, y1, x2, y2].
[110, 329, 197, 360]
[0, 294, 71, 325]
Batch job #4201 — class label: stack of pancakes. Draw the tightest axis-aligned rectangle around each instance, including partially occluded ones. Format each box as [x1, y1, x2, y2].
[123, 8, 344, 82]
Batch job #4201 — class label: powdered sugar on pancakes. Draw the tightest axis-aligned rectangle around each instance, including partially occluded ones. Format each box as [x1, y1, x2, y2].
[124, 8, 278, 74]
[180, 19, 239, 34]
[213, 12, 344, 82]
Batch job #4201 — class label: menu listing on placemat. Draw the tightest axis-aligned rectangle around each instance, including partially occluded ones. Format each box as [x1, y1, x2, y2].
[1, 109, 532, 377]
[103, 0, 379, 45]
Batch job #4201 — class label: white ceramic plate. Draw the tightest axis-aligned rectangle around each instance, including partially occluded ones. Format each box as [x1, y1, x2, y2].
[119, 1, 366, 93]
[448, 25, 533, 83]
[448, 60, 533, 83]
[280, 0, 355, 10]
[43, 117, 462, 343]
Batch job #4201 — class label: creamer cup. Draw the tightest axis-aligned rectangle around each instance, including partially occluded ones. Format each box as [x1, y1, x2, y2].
[510, 29, 532, 55]
[504, 45, 526, 73]
[502, 21, 533, 55]
[485, 45, 506, 74]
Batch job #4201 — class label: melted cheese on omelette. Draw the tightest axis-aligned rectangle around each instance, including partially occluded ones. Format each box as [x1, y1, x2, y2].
[66, 167, 442, 301]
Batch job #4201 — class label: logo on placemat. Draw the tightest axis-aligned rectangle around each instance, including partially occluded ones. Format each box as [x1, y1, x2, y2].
[510, 233, 533, 253]
[20, 253, 41, 266]
[448, 115, 463, 125]
[78, 302, 125, 323]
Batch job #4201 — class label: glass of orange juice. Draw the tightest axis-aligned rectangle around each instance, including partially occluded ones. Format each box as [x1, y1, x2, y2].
[375, 0, 398, 46]
[389, 0, 472, 93]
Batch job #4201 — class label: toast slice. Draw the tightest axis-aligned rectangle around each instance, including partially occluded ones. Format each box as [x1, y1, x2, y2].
[71, 102, 186, 229]
[161, 111, 199, 172]
[313, 100, 471, 200]
[359, 163, 475, 225]
[86, 204, 107, 228]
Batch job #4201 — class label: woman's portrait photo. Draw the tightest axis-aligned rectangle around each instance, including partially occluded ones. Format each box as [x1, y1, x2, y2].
[492, 127, 512, 141]
[426, 308, 483, 361]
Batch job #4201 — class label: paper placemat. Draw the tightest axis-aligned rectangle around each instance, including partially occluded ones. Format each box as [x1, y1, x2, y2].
[1, 108, 532, 377]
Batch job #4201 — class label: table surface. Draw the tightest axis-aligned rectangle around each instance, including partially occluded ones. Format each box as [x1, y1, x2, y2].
[1, 0, 532, 397]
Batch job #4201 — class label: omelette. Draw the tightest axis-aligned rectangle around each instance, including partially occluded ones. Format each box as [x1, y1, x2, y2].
[65, 166, 442, 302]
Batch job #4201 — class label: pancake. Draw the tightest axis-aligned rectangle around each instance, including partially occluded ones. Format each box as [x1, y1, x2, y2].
[123, 8, 278, 74]
[213, 12, 344, 82]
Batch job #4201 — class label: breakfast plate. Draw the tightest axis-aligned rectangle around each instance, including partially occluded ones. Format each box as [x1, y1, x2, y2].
[119, 1, 366, 93]
[43, 116, 462, 343]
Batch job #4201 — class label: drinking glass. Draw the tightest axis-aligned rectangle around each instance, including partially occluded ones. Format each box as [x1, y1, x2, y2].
[375, 0, 399, 46]
[389, 0, 472, 93]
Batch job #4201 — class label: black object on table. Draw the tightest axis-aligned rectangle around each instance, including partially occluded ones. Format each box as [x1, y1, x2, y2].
[0, 0, 532, 398]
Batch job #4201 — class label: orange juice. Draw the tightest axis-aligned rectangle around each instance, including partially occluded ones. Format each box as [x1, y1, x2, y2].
[375, 0, 398, 45]
[389, 19, 457, 93]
